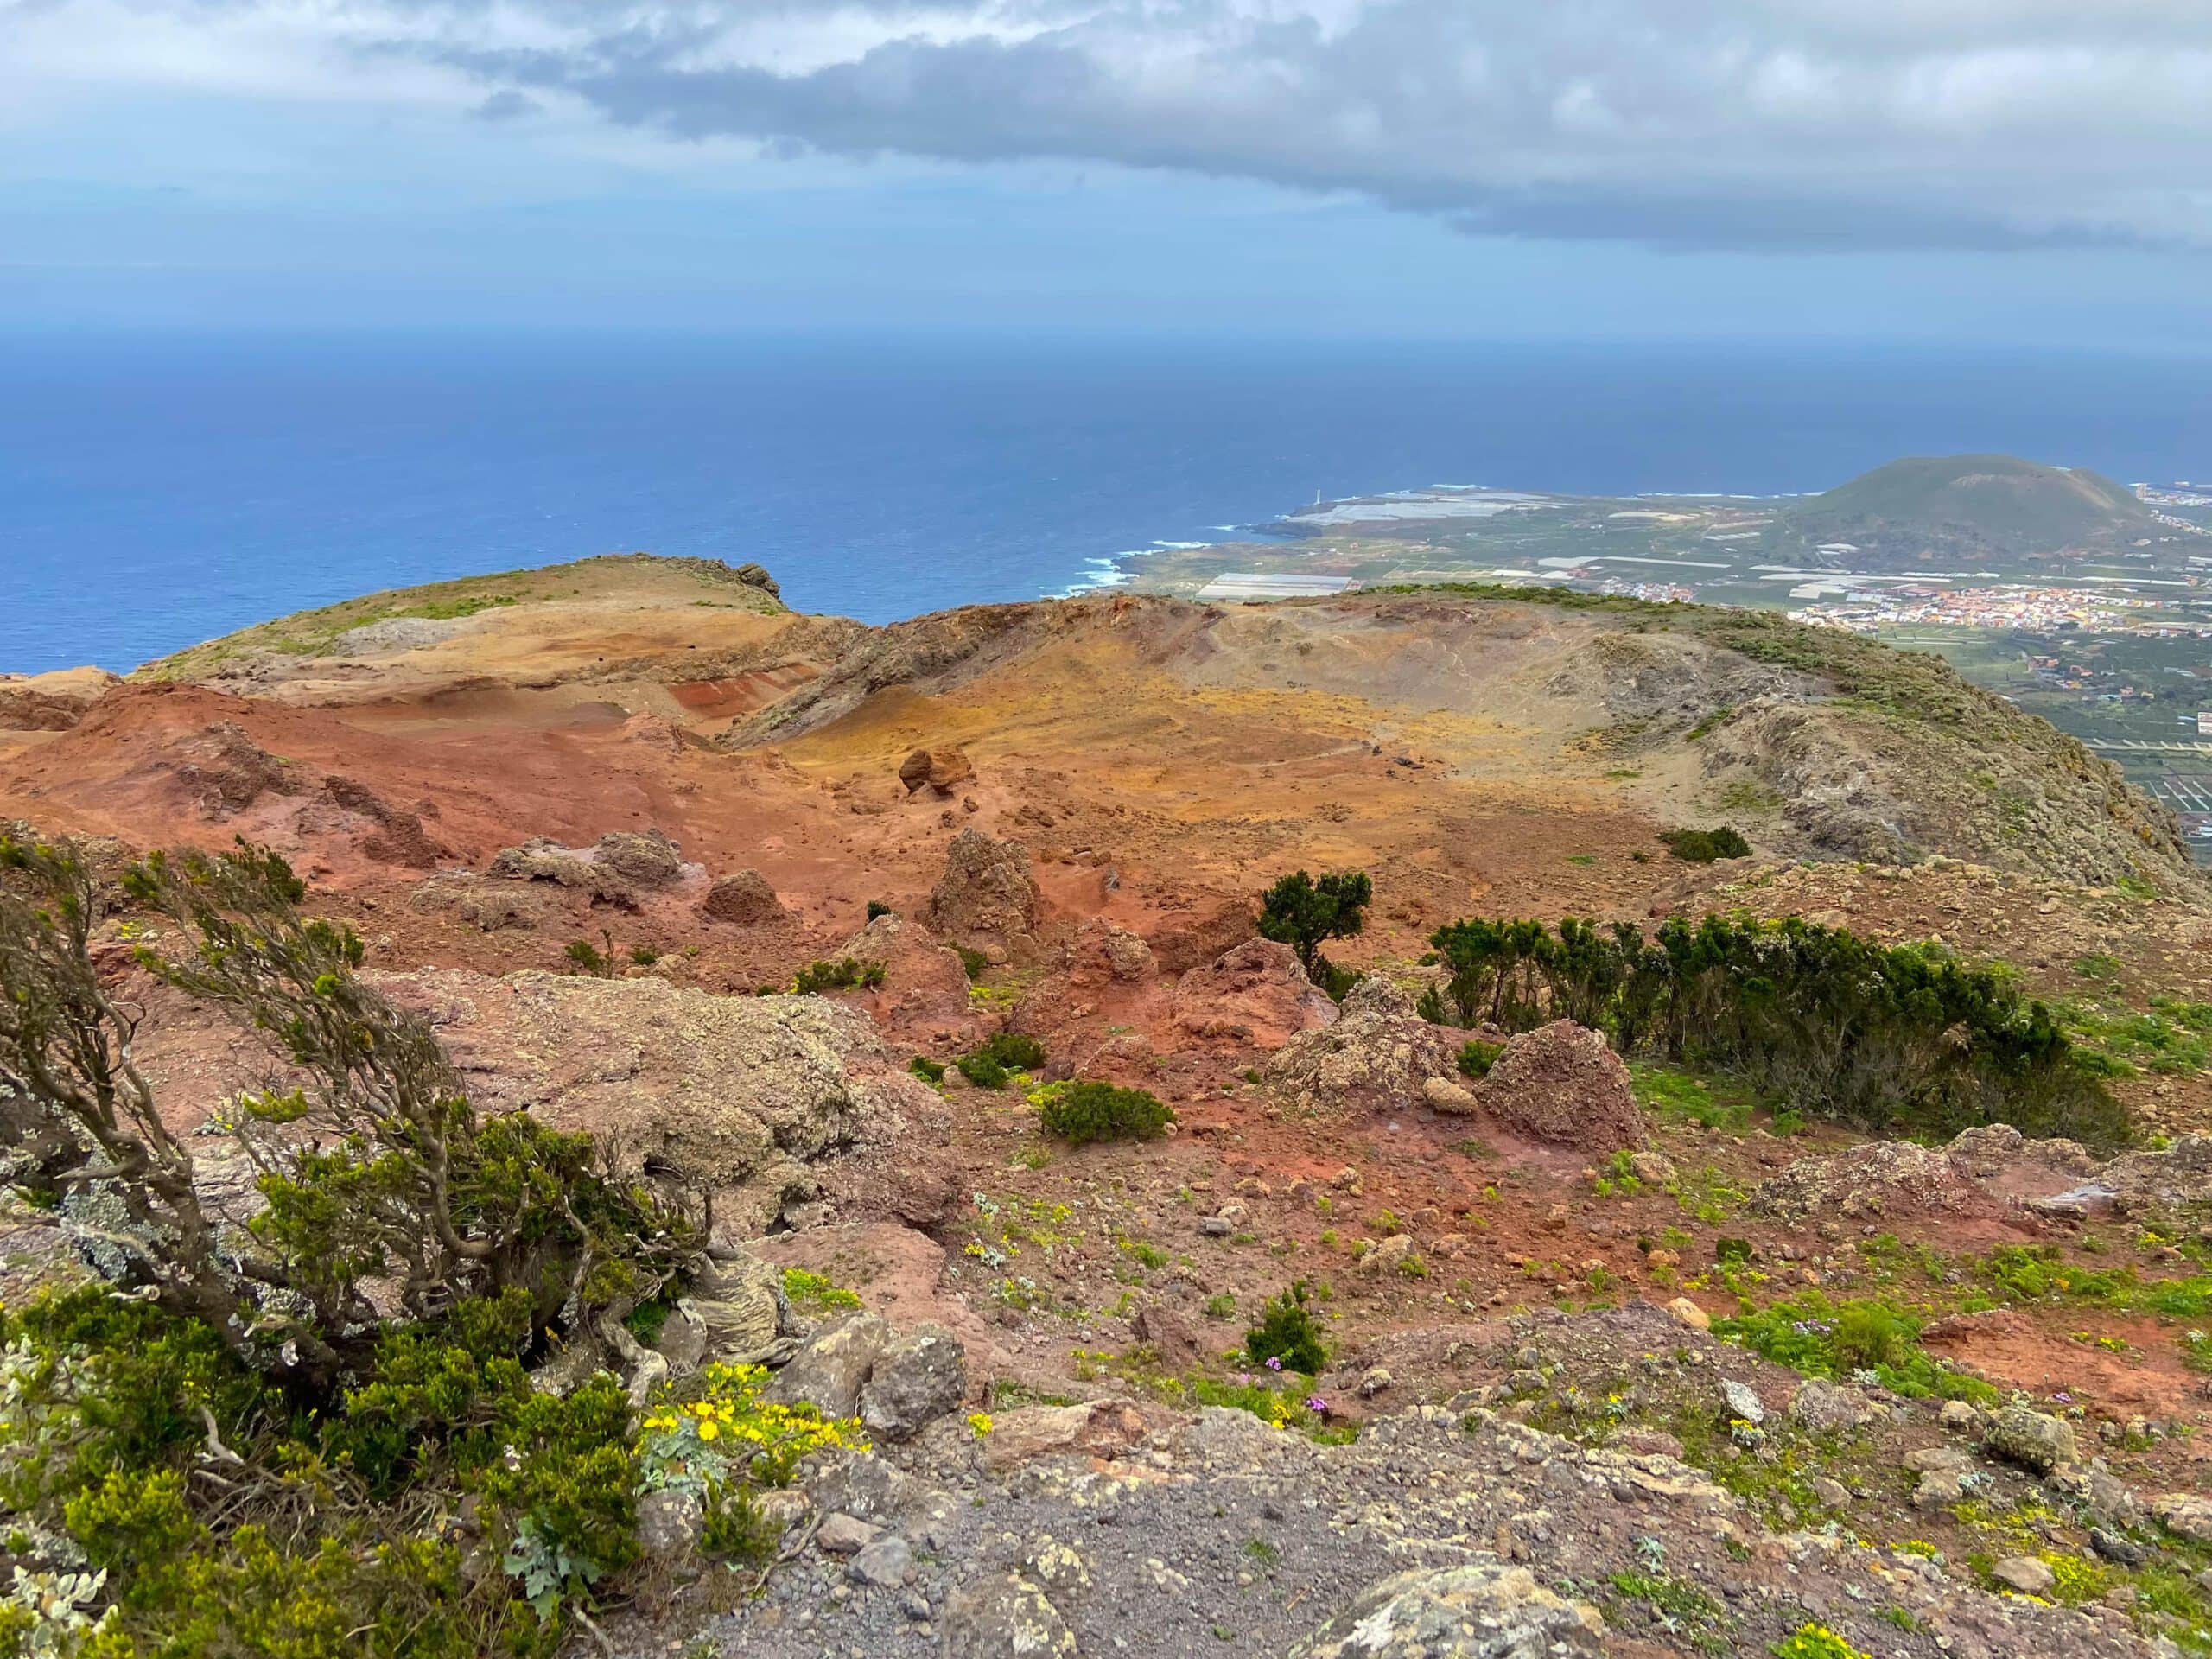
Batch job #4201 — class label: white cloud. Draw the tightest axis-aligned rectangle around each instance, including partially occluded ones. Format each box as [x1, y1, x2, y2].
[4, 0, 2212, 247]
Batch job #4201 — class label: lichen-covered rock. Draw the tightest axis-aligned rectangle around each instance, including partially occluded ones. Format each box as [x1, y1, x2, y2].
[927, 827, 1039, 945]
[1789, 1379, 1875, 1434]
[769, 1313, 892, 1421]
[634, 1490, 703, 1563]
[1173, 938, 1337, 1047]
[1752, 1137, 1979, 1224]
[980, 1398, 1149, 1471]
[702, 868, 791, 925]
[1287, 1563, 1606, 1658]
[589, 829, 683, 887]
[858, 1324, 969, 1440]
[1261, 977, 1454, 1116]
[940, 1573, 1077, 1659]
[2152, 1492, 2212, 1544]
[1985, 1403, 2080, 1474]
[378, 969, 955, 1234]
[1474, 1020, 1646, 1153]
[1422, 1076, 1478, 1114]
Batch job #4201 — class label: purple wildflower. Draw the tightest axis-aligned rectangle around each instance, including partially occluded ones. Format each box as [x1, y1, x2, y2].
[1264, 1356, 1283, 1372]
[1305, 1395, 1330, 1414]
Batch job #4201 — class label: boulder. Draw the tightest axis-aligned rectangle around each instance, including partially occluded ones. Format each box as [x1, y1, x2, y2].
[486, 837, 641, 906]
[652, 1250, 785, 1374]
[1666, 1297, 1712, 1332]
[1985, 1403, 2080, 1475]
[734, 561, 780, 598]
[1992, 1556, 2056, 1596]
[858, 1324, 969, 1440]
[940, 1573, 1077, 1659]
[587, 830, 683, 887]
[2152, 1492, 2212, 1544]
[899, 746, 976, 797]
[815, 1512, 880, 1555]
[1789, 1379, 1874, 1433]
[634, 1490, 703, 1563]
[1261, 978, 1455, 1117]
[1172, 939, 1337, 1048]
[1422, 1076, 1478, 1114]
[927, 828, 1039, 946]
[981, 1398, 1149, 1471]
[378, 969, 956, 1236]
[1149, 895, 1259, 975]
[1474, 1020, 1646, 1154]
[702, 868, 791, 926]
[1287, 1564, 1606, 1658]
[769, 1312, 892, 1421]
[1062, 917, 1154, 987]
[847, 1533, 913, 1589]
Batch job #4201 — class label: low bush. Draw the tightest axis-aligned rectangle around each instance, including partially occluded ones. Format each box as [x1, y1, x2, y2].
[791, 957, 887, 995]
[1456, 1039, 1503, 1080]
[1661, 826, 1751, 862]
[1035, 1080, 1174, 1146]
[1716, 1293, 1997, 1403]
[909, 1054, 947, 1084]
[1243, 1281, 1327, 1375]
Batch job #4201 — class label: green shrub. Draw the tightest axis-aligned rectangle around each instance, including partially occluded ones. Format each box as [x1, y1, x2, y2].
[791, 957, 887, 994]
[956, 1052, 1012, 1089]
[1243, 1281, 1327, 1375]
[1716, 1293, 1997, 1403]
[1037, 1081, 1174, 1146]
[1456, 1039, 1503, 1080]
[956, 945, 990, 981]
[973, 1032, 1046, 1071]
[866, 900, 893, 921]
[1661, 826, 1751, 862]
[910, 1055, 947, 1084]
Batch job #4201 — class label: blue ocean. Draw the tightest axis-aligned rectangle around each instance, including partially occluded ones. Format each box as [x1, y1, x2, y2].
[3, 333, 2209, 675]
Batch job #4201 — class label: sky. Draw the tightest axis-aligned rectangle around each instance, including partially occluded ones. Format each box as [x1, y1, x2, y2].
[3, 0, 2211, 344]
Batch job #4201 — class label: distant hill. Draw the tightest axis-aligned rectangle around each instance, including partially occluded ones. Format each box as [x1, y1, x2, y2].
[1778, 454, 2161, 566]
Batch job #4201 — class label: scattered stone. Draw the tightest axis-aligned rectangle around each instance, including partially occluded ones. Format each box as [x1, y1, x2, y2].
[1358, 1234, 1418, 1275]
[770, 1313, 893, 1420]
[1719, 1378, 1765, 1426]
[939, 1573, 1077, 1659]
[1357, 1366, 1394, 1400]
[816, 1512, 881, 1556]
[1812, 1477, 1852, 1509]
[1627, 1151, 1676, 1185]
[1992, 1556, 2056, 1596]
[859, 1324, 969, 1441]
[1200, 1216, 1234, 1237]
[1665, 1297, 1711, 1332]
[2089, 1529, 2149, 1567]
[1287, 1563, 1607, 1658]
[702, 868, 791, 925]
[1985, 1402, 2079, 1475]
[1474, 1021, 1646, 1153]
[1938, 1399, 1984, 1434]
[848, 1534, 914, 1588]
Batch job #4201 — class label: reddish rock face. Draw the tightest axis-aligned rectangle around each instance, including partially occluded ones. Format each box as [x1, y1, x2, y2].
[1475, 1020, 1648, 1153]
[1171, 938, 1338, 1051]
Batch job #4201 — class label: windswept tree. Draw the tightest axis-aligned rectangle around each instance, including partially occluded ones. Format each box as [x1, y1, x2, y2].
[0, 834, 697, 1397]
[1256, 868, 1373, 981]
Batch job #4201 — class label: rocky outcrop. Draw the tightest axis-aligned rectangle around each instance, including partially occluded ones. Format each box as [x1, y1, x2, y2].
[1287, 1564, 1606, 1658]
[380, 969, 956, 1235]
[1474, 1020, 1646, 1153]
[487, 830, 688, 907]
[1172, 938, 1338, 1048]
[701, 868, 791, 926]
[858, 1324, 969, 1440]
[836, 911, 974, 1036]
[1754, 1122, 2124, 1224]
[897, 746, 976, 797]
[927, 828, 1039, 947]
[174, 721, 299, 817]
[0, 669, 118, 732]
[1261, 977, 1455, 1117]
[318, 774, 449, 868]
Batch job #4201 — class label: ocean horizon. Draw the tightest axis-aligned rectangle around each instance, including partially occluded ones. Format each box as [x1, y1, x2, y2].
[4, 331, 2209, 676]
